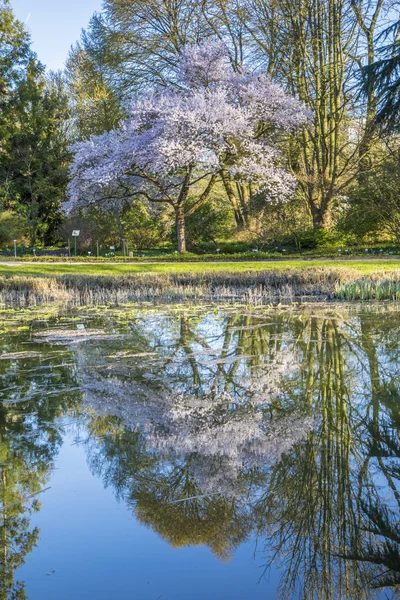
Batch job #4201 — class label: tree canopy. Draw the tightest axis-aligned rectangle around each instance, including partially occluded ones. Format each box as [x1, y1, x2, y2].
[67, 41, 308, 251]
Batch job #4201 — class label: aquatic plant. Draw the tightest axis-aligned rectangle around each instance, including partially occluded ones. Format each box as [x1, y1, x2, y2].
[0, 267, 356, 307]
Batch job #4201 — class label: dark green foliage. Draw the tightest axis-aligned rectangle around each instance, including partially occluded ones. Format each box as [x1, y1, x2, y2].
[184, 199, 235, 250]
[338, 153, 400, 242]
[363, 21, 400, 131]
[0, 61, 71, 246]
[0, 0, 32, 140]
[0, 4, 70, 247]
[295, 228, 341, 250]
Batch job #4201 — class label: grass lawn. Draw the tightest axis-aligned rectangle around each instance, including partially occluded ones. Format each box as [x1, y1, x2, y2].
[1, 258, 400, 277]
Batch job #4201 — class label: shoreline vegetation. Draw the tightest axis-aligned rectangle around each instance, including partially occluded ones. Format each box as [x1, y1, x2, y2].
[2, 267, 400, 307]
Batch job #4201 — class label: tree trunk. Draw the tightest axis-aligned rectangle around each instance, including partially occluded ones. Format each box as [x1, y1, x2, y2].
[312, 208, 331, 230]
[29, 229, 36, 248]
[29, 197, 39, 247]
[309, 188, 332, 230]
[115, 209, 125, 249]
[220, 169, 246, 229]
[175, 208, 186, 253]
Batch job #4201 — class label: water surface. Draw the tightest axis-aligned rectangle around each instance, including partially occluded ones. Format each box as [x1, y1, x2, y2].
[1, 305, 400, 599]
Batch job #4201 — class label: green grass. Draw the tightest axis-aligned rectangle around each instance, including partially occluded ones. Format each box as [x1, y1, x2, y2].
[1, 258, 400, 277]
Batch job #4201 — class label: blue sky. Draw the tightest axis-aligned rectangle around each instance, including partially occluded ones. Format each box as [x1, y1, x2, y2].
[12, 0, 102, 71]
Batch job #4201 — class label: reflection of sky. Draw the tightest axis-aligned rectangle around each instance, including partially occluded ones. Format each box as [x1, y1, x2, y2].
[12, 0, 102, 71]
[17, 433, 276, 600]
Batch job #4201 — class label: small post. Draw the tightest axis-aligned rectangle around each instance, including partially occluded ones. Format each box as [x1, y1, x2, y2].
[97, 240, 99, 258]
[68, 239, 71, 258]
[13, 240, 17, 259]
[71, 230, 80, 258]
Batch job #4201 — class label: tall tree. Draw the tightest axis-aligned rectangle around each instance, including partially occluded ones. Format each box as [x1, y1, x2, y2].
[0, 61, 71, 246]
[350, 0, 387, 167]
[0, 0, 31, 176]
[65, 40, 127, 246]
[227, 0, 359, 228]
[86, 1, 207, 96]
[66, 42, 122, 140]
[204, 0, 390, 228]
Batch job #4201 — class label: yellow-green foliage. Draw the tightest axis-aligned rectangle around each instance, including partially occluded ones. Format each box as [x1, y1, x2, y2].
[0, 210, 26, 244]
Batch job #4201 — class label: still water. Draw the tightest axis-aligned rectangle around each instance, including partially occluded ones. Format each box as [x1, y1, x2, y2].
[1, 305, 400, 599]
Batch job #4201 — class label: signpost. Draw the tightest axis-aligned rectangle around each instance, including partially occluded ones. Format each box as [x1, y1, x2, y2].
[72, 230, 80, 257]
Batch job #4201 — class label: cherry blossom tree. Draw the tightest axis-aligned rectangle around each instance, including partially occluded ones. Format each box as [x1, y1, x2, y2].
[67, 41, 309, 252]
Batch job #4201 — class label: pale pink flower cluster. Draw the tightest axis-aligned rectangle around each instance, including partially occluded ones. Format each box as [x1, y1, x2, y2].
[67, 41, 310, 213]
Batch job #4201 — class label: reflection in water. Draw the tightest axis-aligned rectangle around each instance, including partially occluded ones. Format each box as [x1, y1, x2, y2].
[1, 307, 400, 598]
[0, 324, 81, 599]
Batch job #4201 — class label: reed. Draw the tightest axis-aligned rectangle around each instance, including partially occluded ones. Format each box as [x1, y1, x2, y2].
[0, 268, 395, 307]
[335, 274, 400, 301]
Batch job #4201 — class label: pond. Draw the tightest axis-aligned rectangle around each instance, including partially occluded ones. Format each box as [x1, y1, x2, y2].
[0, 304, 399, 599]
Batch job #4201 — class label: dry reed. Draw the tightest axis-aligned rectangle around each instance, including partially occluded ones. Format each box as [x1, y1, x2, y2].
[0, 268, 388, 307]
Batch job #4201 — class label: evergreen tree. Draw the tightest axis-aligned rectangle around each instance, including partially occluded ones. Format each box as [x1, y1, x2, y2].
[363, 21, 400, 132]
[0, 0, 31, 167]
[0, 61, 70, 246]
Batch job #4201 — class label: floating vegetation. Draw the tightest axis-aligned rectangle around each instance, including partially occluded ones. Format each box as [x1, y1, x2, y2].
[107, 351, 158, 359]
[0, 351, 43, 360]
[33, 328, 118, 345]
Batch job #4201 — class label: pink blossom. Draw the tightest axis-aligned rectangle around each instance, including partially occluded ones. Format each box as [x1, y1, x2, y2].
[68, 41, 310, 216]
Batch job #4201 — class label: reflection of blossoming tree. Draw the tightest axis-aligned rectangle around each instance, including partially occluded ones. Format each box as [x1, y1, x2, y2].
[69, 310, 312, 561]
[75, 312, 312, 501]
[75, 308, 400, 596]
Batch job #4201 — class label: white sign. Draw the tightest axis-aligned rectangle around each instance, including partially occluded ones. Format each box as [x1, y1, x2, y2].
[72, 230, 80, 237]
[110, 246, 115, 250]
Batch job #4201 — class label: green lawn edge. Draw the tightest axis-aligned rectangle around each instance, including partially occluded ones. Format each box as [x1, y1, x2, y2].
[1, 258, 400, 277]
